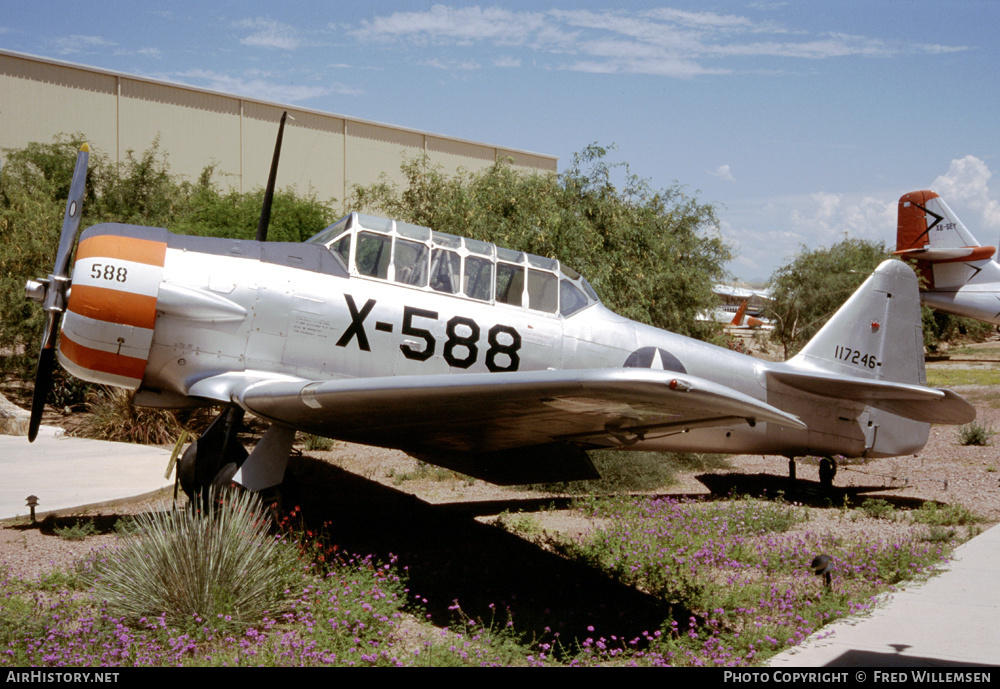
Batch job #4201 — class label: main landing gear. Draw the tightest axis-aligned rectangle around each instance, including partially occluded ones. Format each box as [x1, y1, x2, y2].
[176, 405, 295, 508]
[786, 456, 838, 492]
[818, 456, 837, 490]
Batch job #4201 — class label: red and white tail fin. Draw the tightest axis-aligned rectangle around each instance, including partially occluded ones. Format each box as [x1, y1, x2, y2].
[894, 190, 998, 288]
[729, 300, 749, 327]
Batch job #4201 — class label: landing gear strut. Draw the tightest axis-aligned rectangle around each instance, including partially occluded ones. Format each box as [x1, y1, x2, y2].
[786, 456, 837, 492]
[175, 405, 295, 509]
[177, 406, 248, 501]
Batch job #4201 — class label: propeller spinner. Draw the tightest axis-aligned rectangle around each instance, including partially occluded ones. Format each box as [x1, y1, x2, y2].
[25, 143, 90, 441]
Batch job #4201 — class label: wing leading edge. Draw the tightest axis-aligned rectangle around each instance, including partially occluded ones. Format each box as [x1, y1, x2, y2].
[229, 368, 806, 455]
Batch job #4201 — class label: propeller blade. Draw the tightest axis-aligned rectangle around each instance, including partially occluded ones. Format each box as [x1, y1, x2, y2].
[54, 144, 90, 277]
[27, 344, 56, 441]
[256, 111, 287, 242]
[27, 143, 90, 442]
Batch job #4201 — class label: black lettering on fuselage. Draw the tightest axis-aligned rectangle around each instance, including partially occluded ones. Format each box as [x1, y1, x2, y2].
[335, 294, 376, 351]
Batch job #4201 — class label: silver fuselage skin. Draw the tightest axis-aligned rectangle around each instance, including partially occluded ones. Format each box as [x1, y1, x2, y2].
[60, 220, 929, 461]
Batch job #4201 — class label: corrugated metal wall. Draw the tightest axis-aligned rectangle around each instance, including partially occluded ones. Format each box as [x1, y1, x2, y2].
[0, 50, 557, 209]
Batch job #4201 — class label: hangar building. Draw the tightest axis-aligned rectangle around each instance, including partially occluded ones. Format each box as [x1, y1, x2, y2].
[0, 49, 557, 207]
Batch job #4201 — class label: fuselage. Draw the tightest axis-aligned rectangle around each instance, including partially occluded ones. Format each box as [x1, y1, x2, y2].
[58, 213, 927, 461]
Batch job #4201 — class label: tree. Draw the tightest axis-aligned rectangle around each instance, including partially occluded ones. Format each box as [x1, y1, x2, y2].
[765, 238, 888, 358]
[348, 144, 731, 338]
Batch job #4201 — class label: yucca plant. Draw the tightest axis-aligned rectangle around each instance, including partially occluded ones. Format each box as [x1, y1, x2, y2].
[85, 488, 303, 629]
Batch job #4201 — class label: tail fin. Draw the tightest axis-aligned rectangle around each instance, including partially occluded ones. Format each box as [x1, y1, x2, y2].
[774, 259, 973, 426]
[894, 190, 999, 288]
[729, 300, 749, 327]
[792, 259, 924, 385]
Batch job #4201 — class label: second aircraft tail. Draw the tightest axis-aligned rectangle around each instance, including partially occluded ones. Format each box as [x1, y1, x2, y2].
[894, 190, 1000, 289]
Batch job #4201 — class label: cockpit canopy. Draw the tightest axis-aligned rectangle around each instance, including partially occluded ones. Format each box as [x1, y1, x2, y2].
[307, 212, 600, 317]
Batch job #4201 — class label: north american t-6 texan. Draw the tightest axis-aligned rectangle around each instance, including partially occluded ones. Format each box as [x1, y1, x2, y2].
[895, 189, 1000, 326]
[25, 131, 975, 500]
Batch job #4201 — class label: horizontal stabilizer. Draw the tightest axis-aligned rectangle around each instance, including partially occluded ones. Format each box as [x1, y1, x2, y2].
[893, 246, 997, 262]
[768, 369, 975, 424]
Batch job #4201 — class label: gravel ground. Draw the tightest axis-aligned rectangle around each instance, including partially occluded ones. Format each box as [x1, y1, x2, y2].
[2, 365, 998, 584]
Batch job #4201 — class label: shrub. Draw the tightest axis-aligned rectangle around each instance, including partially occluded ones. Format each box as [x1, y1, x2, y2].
[71, 386, 184, 445]
[53, 520, 99, 541]
[858, 498, 897, 521]
[958, 421, 994, 447]
[534, 451, 728, 494]
[911, 501, 984, 527]
[301, 432, 335, 451]
[84, 488, 302, 628]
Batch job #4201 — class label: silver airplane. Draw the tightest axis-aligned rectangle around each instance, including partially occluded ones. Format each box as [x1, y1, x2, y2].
[25, 144, 974, 497]
[895, 189, 1000, 325]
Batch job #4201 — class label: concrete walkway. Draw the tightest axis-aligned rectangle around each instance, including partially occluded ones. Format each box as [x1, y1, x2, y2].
[0, 427, 172, 520]
[769, 523, 1000, 667]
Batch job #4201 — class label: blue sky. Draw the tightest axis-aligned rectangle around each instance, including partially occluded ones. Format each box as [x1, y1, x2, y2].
[3, 1, 999, 280]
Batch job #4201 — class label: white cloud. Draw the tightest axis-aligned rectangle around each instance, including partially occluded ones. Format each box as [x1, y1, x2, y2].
[788, 192, 894, 245]
[643, 8, 753, 30]
[423, 58, 480, 71]
[172, 69, 361, 102]
[52, 35, 116, 55]
[353, 5, 547, 46]
[721, 191, 896, 278]
[238, 18, 301, 50]
[931, 155, 1000, 233]
[493, 56, 521, 68]
[348, 6, 968, 78]
[710, 164, 736, 182]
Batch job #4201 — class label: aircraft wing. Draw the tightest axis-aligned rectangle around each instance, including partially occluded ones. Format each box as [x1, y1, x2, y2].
[218, 368, 806, 454]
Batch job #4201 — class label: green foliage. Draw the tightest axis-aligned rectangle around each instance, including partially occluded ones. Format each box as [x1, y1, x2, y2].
[89, 141, 184, 226]
[764, 239, 992, 358]
[911, 501, 985, 526]
[83, 488, 301, 629]
[71, 387, 185, 445]
[47, 370, 93, 410]
[172, 182, 335, 243]
[925, 368, 1000, 387]
[53, 519, 99, 541]
[548, 494, 956, 665]
[922, 308, 995, 353]
[348, 144, 730, 339]
[496, 510, 545, 540]
[958, 421, 995, 446]
[858, 498, 898, 521]
[388, 461, 465, 485]
[0, 138, 81, 375]
[765, 238, 888, 357]
[300, 433, 336, 451]
[535, 450, 728, 494]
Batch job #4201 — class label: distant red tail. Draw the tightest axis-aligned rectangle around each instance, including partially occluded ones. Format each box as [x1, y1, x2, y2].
[894, 190, 996, 289]
[729, 300, 749, 327]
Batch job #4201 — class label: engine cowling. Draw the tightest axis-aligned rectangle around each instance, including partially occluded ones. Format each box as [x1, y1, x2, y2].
[58, 224, 168, 389]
